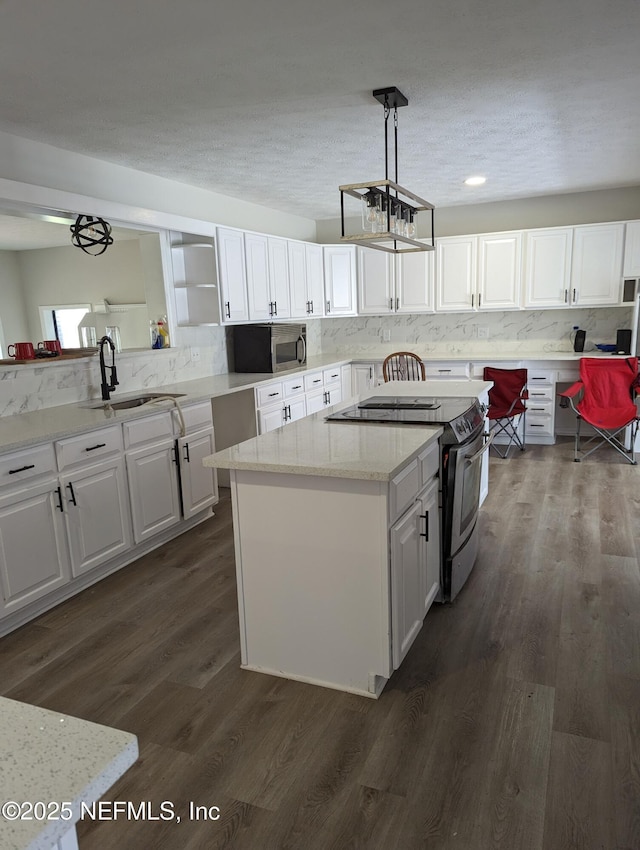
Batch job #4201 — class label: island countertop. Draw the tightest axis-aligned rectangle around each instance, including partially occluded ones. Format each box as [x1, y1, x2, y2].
[203, 380, 491, 481]
[0, 696, 138, 850]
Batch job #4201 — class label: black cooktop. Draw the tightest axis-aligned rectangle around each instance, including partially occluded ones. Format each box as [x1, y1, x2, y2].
[325, 396, 485, 443]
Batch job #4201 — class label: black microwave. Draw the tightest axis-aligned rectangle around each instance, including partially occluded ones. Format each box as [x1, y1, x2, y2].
[233, 323, 307, 373]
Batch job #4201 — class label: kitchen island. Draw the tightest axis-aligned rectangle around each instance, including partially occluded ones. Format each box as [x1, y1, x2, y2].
[0, 696, 137, 850]
[203, 380, 491, 698]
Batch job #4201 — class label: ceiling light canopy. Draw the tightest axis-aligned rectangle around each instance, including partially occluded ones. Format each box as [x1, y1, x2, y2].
[70, 214, 114, 256]
[464, 175, 486, 186]
[339, 87, 434, 254]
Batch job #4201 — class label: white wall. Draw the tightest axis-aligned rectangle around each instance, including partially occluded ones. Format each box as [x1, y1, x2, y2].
[0, 251, 29, 354]
[316, 186, 640, 243]
[0, 130, 317, 241]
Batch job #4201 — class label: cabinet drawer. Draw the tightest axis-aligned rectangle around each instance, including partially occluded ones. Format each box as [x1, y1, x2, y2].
[527, 385, 555, 403]
[390, 458, 421, 523]
[527, 370, 556, 386]
[424, 362, 469, 379]
[123, 412, 173, 449]
[256, 382, 283, 407]
[56, 426, 123, 471]
[282, 375, 306, 398]
[418, 440, 440, 487]
[178, 401, 213, 434]
[304, 371, 325, 392]
[525, 414, 554, 436]
[0, 443, 56, 489]
[526, 398, 554, 414]
[323, 367, 342, 386]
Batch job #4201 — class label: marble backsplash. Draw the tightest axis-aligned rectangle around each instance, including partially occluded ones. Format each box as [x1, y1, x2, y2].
[0, 319, 324, 416]
[319, 307, 634, 358]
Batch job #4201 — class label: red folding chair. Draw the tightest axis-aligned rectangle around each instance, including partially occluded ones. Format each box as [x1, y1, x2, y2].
[558, 357, 640, 463]
[483, 367, 528, 458]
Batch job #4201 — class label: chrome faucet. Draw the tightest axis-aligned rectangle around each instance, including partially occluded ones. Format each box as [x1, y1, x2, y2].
[98, 335, 119, 400]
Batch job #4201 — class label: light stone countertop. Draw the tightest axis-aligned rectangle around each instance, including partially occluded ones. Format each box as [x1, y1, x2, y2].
[0, 696, 138, 850]
[203, 380, 492, 481]
[0, 355, 351, 453]
[0, 349, 608, 454]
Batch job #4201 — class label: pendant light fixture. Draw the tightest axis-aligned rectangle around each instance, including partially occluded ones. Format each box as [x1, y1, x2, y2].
[339, 87, 434, 254]
[70, 214, 114, 256]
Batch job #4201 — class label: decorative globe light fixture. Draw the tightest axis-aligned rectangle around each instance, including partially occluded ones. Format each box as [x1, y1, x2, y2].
[339, 86, 435, 254]
[70, 215, 114, 256]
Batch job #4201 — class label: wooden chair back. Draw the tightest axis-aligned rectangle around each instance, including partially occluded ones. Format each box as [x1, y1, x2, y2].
[382, 351, 426, 382]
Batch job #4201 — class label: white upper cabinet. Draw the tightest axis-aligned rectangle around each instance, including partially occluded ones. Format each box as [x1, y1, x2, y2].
[477, 232, 522, 310]
[245, 234, 291, 321]
[267, 237, 291, 319]
[305, 243, 325, 318]
[290, 242, 325, 319]
[395, 249, 434, 314]
[623, 220, 640, 277]
[288, 241, 308, 318]
[245, 233, 271, 321]
[216, 227, 249, 322]
[357, 247, 434, 315]
[357, 248, 394, 314]
[523, 227, 573, 308]
[324, 245, 357, 316]
[570, 223, 624, 306]
[436, 236, 477, 311]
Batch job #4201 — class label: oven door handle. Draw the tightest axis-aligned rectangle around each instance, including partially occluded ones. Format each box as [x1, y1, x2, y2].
[465, 430, 494, 465]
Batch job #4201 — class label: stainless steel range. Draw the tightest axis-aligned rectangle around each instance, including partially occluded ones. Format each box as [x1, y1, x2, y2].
[326, 395, 488, 601]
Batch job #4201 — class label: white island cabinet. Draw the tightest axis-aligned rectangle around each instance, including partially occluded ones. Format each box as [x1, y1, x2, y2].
[204, 380, 490, 698]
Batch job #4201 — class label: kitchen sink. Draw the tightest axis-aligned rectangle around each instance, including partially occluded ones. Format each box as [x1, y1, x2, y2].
[86, 392, 186, 410]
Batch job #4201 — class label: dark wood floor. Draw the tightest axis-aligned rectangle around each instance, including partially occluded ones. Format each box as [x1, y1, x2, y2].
[2, 438, 640, 850]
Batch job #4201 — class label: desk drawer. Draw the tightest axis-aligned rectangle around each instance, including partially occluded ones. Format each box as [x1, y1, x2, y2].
[424, 362, 469, 379]
[56, 426, 123, 470]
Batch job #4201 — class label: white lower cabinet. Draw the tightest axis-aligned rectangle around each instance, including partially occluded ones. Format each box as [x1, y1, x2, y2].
[178, 429, 218, 519]
[0, 477, 70, 616]
[126, 439, 182, 543]
[1, 401, 218, 633]
[390, 467, 440, 669]
[351, 362, 382, 395]
[60, 457, 131, 578]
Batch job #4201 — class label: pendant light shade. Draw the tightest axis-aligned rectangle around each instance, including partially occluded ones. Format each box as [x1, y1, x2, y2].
[339, 87, 434, 254]
[70, 215, 114, 256]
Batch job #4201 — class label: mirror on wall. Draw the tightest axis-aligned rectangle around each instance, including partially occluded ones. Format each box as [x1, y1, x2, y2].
[0, 206, 169, 359]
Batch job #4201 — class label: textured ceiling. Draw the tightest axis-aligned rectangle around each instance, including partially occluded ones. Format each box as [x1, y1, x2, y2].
[1, 0, 639, 221]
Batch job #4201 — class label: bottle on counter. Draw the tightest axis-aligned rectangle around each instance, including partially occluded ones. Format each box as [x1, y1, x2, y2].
[150, 319, 159, 349]
[157, 317, 170, 348]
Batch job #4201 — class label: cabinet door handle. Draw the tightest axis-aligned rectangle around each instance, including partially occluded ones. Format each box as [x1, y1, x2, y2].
[292, 384, 302, 390]
[312, 378, 321, 384]
[85, 442, 106, 452]
[268, 392, 280, 397]
[326, 301, 331, 313]
[8, 463, 35, 475]
[564, 289, 568, 303]
[390, 298, 394, 311]
[573, 288, 577, 303]
[471, 293, 475, 308]
[66, 482, 77, 506]
[306, 301, 310, 314]
[310, 300, 314, 314]
[420, 511, 429, 541]
[171, 444, 178, 464]
[396, 297, 399, 311]
[478, 293, 482, 308]
[55, 486, 64, 512]
[183, 443, 190, 463]
[273, 301, 277, 316]
[225, 301, 231, 318]
[286, 405, 292, 420]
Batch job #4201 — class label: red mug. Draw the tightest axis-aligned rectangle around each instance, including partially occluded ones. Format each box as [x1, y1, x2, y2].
[7, 342, 35, 360]
[38, 340, 62, 354]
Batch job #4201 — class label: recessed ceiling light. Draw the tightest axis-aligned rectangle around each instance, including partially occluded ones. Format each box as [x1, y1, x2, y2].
[464, 176, 486, 186]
